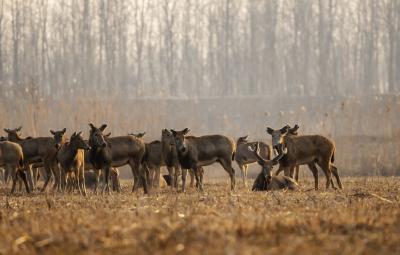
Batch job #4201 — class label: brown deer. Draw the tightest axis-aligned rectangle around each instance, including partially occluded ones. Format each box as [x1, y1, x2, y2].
[4, 127, 66, 192]
[0, 141, 30, 194]
[266, 125, 342, 190]
[57, 132, 90, 195]
[274, 125, 300, 181]
[161, 129, 196, 191]
[170, 128, 236, 191]
[131, 131, 195, 189]
[88, 123, 148, 194]
[234, 135, 271, 185]
[249, 142, 298, 191]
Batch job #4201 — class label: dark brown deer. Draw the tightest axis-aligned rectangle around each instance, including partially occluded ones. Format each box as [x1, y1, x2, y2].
[131, 131, 195, 189]
[274, 125, 300, 181]
[4, 127, 66, 192]
[234, 135, 271, 185]
[88, 123, 148, 194]
[0, 141, 30, 194]
[249, 142, 298, 191]
[161, 129, 196, 191]
[266, 125, 342, 190]
[170, 128, 236, 191]
[57, 132, 90, 195]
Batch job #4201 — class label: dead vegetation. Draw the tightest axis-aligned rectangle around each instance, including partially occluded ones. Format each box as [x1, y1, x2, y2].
[0, 176, 399, 255]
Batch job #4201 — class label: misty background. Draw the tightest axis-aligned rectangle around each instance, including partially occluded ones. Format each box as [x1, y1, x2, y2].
[0, 0, 399, 178]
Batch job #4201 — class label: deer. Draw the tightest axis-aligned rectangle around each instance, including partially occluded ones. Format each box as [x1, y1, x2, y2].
[274, 125, 300, 181]
[249, 142, 298, 191]
[0, 141, 30, 194]
[266, 125, 343, 190]
[161, 129, 197, 190]
[4, 127, 66, 192]
[234, 135, 271, 186]
[57, 132, 90, 196]
[131, 131, 195, 190]
[170, 128, 236, 191]
[88, 123, 149, 194]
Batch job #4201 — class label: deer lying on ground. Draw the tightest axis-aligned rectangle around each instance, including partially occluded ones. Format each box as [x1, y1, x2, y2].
[234, 135, 271, 186]
[4, 127, 66, 192]
[0, 141, 30, 194]
[274, 125, 300, 181]
[171, 128, 236, 191]
[249, 142, 298, 191]
[267, 125, 342, 190]
[57, 132, 90, 196]
[88, 123, 149, 194]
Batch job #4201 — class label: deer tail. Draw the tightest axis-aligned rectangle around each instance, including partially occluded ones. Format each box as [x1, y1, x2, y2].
[331, 150, 335, 163]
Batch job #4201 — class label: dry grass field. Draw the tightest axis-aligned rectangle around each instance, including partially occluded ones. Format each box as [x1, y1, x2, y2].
[0, 177, 399, 255]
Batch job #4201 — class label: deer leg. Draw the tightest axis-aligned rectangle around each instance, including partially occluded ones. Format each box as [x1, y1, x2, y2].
[41, 162, 53, 192]
[18, 169, 30, 193]
[31, 167, 38, 189]
[181, 168, 187, 192]
[317, 160, 333, 190]
[294, 166, 300, 182]
[174, 167, 179, 189]
[166, 166, 175, 190]
[25, 165, 34, 192]
[218, 159, 236, 191]
[192, 166, 202, 191]
[331, 164, 343, 189]
[51, 163, 61, 192]
[189, 169, 195, 188]
[80, 165, 87, 196]
[4, 167, 10, 185]
[154, 167, 160, 188]
[93, 169, 101, 194]
[139, 163, 149, 194]
[238, 163, 246, 186]
[307, 163, 319, 190]
[10, 165, 18, 195]
[102, 166, 111, 194]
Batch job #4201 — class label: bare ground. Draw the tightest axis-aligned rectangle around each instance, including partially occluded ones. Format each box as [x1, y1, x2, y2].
[0, 177, 399, 255]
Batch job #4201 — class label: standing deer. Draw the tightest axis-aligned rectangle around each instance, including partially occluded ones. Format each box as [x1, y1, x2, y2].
[266, 125, 342, 190]
[88, 123, 148, 194]
[274, 125, 300, 181]
[0, 141, 30, 194]
[57, 132, 90, 195]
[170, 128, 236, 191]
[234, 135, 271, 185]
[249, 142, 298, 191]
[4, 127, 66, 192]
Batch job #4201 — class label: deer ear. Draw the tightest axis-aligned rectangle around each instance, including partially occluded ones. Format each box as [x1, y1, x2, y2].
[170, 129, 177, 136]
[50, 130, 55, 135]
[139, 132, 146, 138]
[89, 123, 95, 130]
[16, 126, 22, 132]
[183, 128, 190, 135]
[4, 129, 10, 133]
[62, 128, 67, 133]
[99, 124, 107, 131]
[77, 131, 82, 136]
[280, 126, 289, 134]
[266, 127, 273, 134]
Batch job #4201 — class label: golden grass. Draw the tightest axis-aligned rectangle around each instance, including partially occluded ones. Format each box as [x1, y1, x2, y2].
[0, 177, 399, 255]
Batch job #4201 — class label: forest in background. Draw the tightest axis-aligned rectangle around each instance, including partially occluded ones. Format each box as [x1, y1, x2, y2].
[0, 0, 399, 98]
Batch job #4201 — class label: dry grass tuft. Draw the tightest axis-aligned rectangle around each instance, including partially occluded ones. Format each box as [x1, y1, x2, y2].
[0, 177, 399, 255]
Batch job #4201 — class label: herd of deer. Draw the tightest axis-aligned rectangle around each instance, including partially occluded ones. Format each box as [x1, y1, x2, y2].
[0, 123, 343, 196]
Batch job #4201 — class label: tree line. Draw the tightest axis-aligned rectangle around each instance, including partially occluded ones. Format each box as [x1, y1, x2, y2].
[0, 0, 399, 99]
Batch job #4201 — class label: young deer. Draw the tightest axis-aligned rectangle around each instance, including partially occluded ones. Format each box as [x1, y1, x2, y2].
[57, 132, 90, 195]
